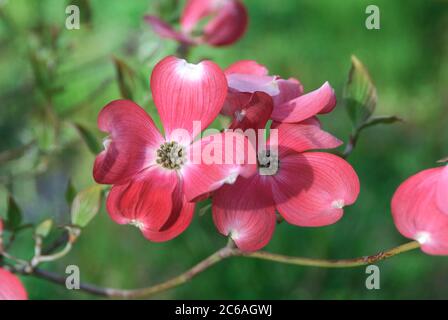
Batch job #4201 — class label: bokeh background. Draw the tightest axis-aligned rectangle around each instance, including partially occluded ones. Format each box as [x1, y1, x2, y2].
[1, 0, 448, 299]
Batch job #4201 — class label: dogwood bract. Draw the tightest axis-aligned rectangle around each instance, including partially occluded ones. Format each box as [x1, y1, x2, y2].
[392, 165, 448, 255]
[0, 268, 28, 300]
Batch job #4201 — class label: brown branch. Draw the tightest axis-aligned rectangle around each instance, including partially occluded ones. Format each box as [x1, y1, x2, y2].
[24, 241, 420, 299]
[244, 241, 420, 268]
[341, 131, 359, 159]
[30, 246, 235, 298]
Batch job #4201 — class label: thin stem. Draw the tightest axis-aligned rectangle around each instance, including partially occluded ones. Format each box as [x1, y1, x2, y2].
[31, 246, 234, 298]
[176, 43, 191, 60]
[25, 241, 420, 298]
[243, 241, 420, 268]
[1, 251, 29, 267]
[341, 131, 359, 159]
[32, 242, 72, 266]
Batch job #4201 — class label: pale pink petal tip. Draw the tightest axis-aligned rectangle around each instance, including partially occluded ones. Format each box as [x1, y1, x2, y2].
[225, 60, 269, 76]
[392, 167, 448, 255]
[227, 73, 280, 96]
[0, 268, 28, 300]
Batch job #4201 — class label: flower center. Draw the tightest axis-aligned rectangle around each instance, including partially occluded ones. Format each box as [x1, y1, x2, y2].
[156, 141, 186, 170]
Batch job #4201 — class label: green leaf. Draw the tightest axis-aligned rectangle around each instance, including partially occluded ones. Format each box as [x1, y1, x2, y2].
[344, 55, 378, 127]
[358, 115, 403, 131]
[29, 50, 50, 94]
[113, 56, 136, 100]
[0, 185, 7, 220]
[65, 179, 77, 206]
[32, 115, 57, 153]
[35, 219, 53, 238]
[5, 195, 22, 230]
[71, 185, 103, 227]
[73, 122, 102, 154]
[154, 0, 180, 22]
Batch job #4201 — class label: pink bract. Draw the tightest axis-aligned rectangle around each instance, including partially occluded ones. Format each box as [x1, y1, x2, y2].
[0, 268, 28, 300]
[392, 165, 448, 255]
[145, 0, 248, 47]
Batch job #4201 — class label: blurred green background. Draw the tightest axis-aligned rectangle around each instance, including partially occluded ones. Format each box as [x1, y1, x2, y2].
[1, 0, 448, 299]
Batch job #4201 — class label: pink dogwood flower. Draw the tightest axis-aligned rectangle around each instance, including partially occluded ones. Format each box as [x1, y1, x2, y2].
[222, 60, 336, 123]
[391, 165, 448, 255]
[0, 268, 28, 300]
[93, 56, 254, 242]
[213, 114, 360, 252]
[145, 0, 248, 47]
[0, 218, 3, 250]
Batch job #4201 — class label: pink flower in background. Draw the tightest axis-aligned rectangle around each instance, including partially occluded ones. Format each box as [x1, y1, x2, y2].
[391, 165, 448, 255]
[93, 56, 254, 242]
[213, 116, 360, 252]
[0, 218, 3, 250]
[222, 60, 336, 123]
[0, 268, 28, 300]
[145, 0, 248, 47]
